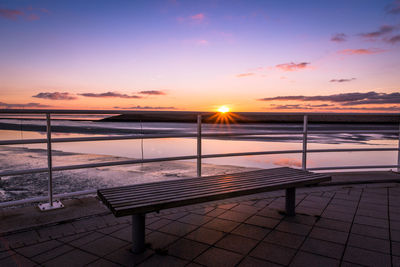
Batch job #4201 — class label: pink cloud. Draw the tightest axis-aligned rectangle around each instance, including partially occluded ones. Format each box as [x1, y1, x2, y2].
[190, 13, 205, 21]
[33, 92, 77, 100]
[276, 62, 310, 72]
[236, 72, 255, 78]
[27, 14, 40, 21]
[0, 8, 24, 20]
[139, 90, 166, 95]
[338, 48, 386, 55]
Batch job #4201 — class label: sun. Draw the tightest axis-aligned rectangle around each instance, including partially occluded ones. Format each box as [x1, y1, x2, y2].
[218, 106, 230, 113]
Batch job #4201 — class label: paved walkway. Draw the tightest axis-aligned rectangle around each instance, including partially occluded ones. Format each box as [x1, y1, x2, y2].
[0, 182, 399, 266]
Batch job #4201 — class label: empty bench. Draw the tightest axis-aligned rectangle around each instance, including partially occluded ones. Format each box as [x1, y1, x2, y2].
[97, 167, 330, 253]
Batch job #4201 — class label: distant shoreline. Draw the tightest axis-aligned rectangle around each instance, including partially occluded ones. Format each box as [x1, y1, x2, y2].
[101, 112, 400, 124]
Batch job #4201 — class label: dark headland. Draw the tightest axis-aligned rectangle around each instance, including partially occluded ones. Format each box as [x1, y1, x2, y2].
[101, 112, 400, 124]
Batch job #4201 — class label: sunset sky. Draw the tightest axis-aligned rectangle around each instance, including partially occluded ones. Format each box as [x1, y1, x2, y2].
[1, 0, 399, 112]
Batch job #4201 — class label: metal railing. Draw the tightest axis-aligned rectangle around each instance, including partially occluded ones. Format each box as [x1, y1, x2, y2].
[0, 109, 399, 209]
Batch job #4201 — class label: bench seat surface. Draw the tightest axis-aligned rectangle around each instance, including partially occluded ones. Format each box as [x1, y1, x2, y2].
[97, 167, 330, 217]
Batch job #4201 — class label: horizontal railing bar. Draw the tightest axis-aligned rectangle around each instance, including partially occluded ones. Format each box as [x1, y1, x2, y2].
[2, 130, 399, 146]
[1, 147, 399, 177]
[0, 189, 97, 208]
[1, 109, 399, 116]
[308, 165, 398, 171]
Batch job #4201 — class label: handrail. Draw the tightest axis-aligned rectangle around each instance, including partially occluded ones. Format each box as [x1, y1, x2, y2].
[0, 109, 399, 209]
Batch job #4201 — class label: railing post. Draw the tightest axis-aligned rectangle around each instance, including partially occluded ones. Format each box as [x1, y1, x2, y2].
[38, 113, 64, 211]
[302, 115, 308, 170]
[197, 114, 202, 177]
[398, 122, 400, 172]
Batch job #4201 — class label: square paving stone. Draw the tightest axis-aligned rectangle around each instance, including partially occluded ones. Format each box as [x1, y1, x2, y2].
[215, 234, 258, 254]
[146, 231, 178, 249]
[177, 213, 213, 226]
[231, 223, 270, 240]
[38, 224, 76, 239]
[393, 256, 400, 267]
[67, 231, 104, 247]
[5, 231, 41, 248]
[238, 256, 281, 267]
[105, 244, 154, 266]
[231, 204, 259, 214]
[81, 235, 128, 257]
[282, 214, 316, 226]
[139, 254, 188, 267]
[250, 241, 296, 266]
[392, 229, 400, 242]
[343, 246, 391, 267]
[276, 220, 312, 236]
[348, 234, 390, 254]
[206, 208, 228, 217]
[393, 241, 400, 256]
[194, 247, 243, 267]
[186, 227, 225, 245]
[315, 218, 351, 232]
[15, 239, 62, 258]
[218, 210, 252, 222]
[309, 227, 348, 244]
[354, 215, 388, 229]
[0, 250, 15, 260]
[43, 248, 98, 267]
[109, 226, 131, 242]
[147, 218, 173, 230]
[322, 210, 354, 223]
[245, 215, 280, 229]
[191, 206, 216, 215]
[300, 238, 344, 259]
[158, 221, 198, 236]
[351, 223, 389, 239]
[218, 203, 238, 210]
[86, 258, 120, 267]
[257, 207, 285, 219]
[290, 251, 340, 267]
[356, 208, 388, 219]
[32, 244, 74, 264]
[161, 211, 189, 220]
[203, 218, 239, 232]
[264, 230, 305, 249]
[0, 253, 36, 267]
[167, 238, 208, 260]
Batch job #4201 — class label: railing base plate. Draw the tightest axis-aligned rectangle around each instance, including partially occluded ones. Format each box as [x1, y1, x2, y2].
[38, 200, 64, 211]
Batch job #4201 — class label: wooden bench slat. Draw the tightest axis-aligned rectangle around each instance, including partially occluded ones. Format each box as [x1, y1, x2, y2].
[111, 176, 330, 216]
[98, 167, 300, 194]
[99, 168, 312, 198]
[106, 173, 327, 206]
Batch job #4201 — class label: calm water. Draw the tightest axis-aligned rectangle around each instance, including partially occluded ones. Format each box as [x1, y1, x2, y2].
[0, 119, 398, 170]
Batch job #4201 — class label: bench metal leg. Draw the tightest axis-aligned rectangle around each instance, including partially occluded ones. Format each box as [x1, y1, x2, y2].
[132, 214, 146, 253]
[285, 188, 296, 216]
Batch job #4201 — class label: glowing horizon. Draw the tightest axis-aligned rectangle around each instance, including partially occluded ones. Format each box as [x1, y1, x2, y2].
[0, 0, 399, 112]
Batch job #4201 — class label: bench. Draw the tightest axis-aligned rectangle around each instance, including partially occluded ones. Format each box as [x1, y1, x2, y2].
[97, 167, 331, 253]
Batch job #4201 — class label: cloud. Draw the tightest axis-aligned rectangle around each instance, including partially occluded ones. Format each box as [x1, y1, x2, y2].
[0, 8, 24, 20]
[190, 13, 205, 21]
[32, 92, 77, 100]
[114, 105, 176, 110]
[0, 102, 51, 108]
[386, 0, 400, 14]
[276, 62, 310, 72]
[236, 72, 255, 78]
[330, 78, 356, 83]
[139, 90, 166, 95]
[360, 25, 396, 38]
[259, 91, 400, 105]
[331, 33, 347, 42]
[79, 91, 141, 98]
[269, 104, 333, 110]
[338, 48, 386, 55]
[27, 14, 40, 21]
[267, 103, 400, 111]
[386, 34, 400, 44]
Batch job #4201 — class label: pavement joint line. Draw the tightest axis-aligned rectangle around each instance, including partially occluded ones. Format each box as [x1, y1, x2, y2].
[286, 187, 337, 266]
[388, 187, 394, 267]
[339, 186, 363, 266]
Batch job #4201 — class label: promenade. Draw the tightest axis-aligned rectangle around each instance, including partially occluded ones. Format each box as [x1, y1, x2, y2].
[0, 172, 399, 266]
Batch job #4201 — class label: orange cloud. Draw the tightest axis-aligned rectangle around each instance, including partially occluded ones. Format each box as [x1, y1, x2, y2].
[273, 158, 302, 168]
[276, 62, 310, 72]
[80, 91, 141, 98]
[236, 72, 255, 78]
[338, 48, 386, 55]
[139, 90, 165, 95]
